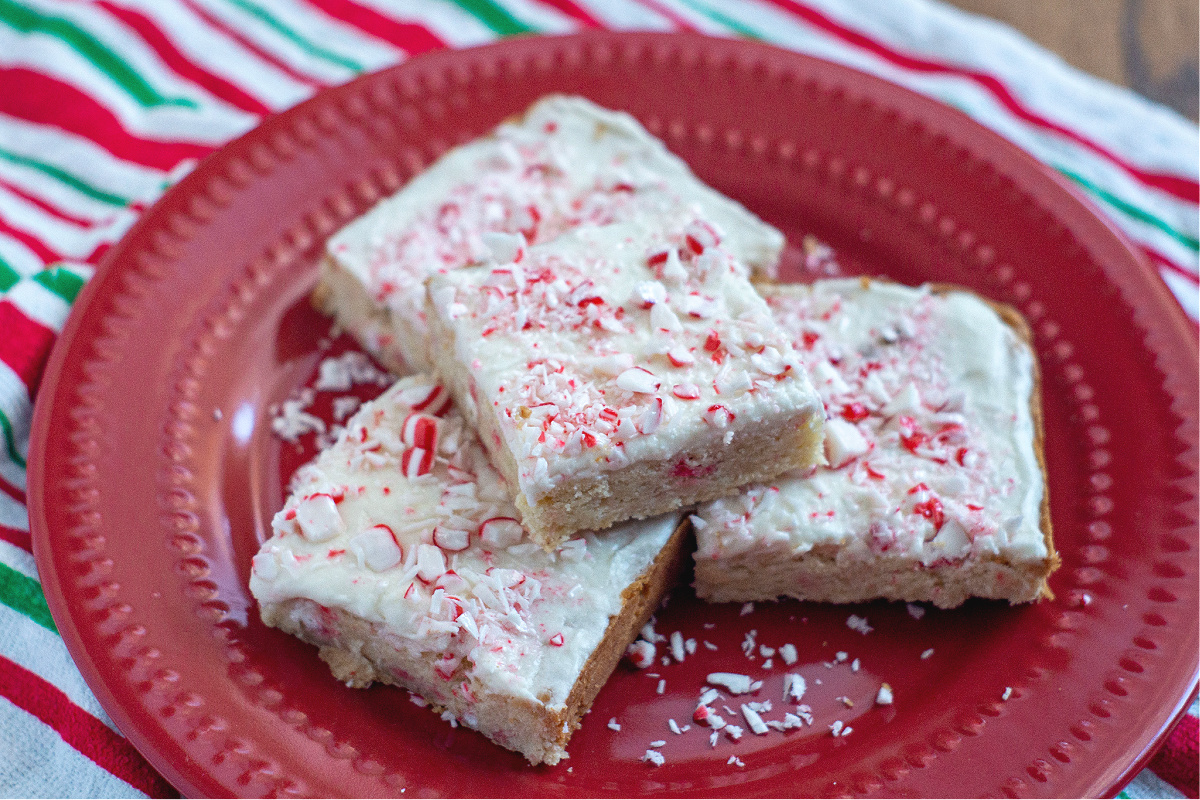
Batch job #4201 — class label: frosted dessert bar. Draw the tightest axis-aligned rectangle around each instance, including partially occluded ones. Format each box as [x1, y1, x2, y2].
[250, 375, 688, 765]
[692, 279, 1058, 608]
[315, 94, 785, 374]
[425, 220, 825, 550]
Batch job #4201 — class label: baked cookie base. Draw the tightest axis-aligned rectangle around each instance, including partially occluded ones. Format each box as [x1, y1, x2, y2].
[694, 545, 1055, 608]
[517, 409, 825, 550]
[313, 255, 414, 376]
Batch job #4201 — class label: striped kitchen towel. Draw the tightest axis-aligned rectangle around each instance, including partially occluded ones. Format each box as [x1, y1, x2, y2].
[0, 0, 1195, 797]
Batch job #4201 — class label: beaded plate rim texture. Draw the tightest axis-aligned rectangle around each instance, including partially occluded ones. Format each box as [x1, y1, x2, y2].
[29, 31, 1199, 799]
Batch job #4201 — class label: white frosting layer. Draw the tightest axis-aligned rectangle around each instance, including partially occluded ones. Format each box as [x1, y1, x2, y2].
[249, 375, 679, 708]
[693, 279, 1047, 566]
[425, 221, 823, 503]
[325, 95, 784, 371]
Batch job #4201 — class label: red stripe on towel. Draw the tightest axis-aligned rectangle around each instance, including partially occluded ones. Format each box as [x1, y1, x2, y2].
[0, 653, 175, 797]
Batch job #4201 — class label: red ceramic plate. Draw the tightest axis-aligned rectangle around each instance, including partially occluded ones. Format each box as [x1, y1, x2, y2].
[29, 32, 1198, 798]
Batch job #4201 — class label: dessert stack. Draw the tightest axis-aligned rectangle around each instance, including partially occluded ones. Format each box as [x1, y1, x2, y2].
[249, 96, 1057, 765]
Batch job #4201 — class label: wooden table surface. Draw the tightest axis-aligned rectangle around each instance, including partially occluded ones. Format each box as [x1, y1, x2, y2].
[944, 0, 1198, 121]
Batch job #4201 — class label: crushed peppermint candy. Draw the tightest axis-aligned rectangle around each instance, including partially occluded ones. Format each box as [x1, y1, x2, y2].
[641, 621, 666, 643]
[670, 631, 686, 662]
[706, 673, 759, 695]
[693, 705, 726, 729]
[270, 348, 395, 444]
[741, 630, 758, 658]
[876, 683, 894, 705]
[1002, 686, 1013, 701]
[801, 234, 840, 276]
[641, 750, 665, 767]
[626, 639, 656, 669]
[784, 673, 807, 703]
[778, 643, 798, 665]
[314, 351, 390, 392]
[767, 713, 807, 731]
[332, 396, 363, 421]
[846, 614, 873, 635]
[607, 718, 621, 731]
[921, 648, 935, 660]
[906, 603, 926, 620]
[272, 393, 326, 442]
[741, 704, 769, 735]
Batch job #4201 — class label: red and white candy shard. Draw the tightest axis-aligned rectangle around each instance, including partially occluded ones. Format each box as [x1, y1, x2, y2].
[401, 446, 434, 479]
[432, 525, 471, 552]
[625, 639, 656, 669]
[824, 418, 870, 469]
[355, 525, 403, 572]
[416, 543, 448, 583]
[402, 413, 439, 449]
[481, 230, 526, 265]
[396, 383, 453, 417]
[480, 517, 523, 548]
[616, 367, 660, 394]
[295, 494, 343, 542]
